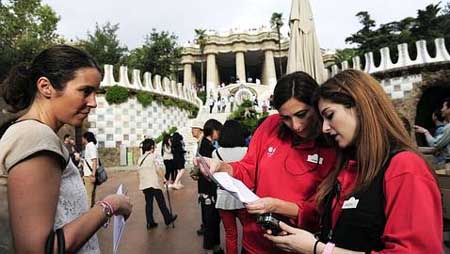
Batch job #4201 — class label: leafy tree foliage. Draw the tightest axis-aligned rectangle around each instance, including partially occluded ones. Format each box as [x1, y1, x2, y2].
[127, 29, 181, 78]
[194, 28, 207, 88]
[78, 22, 128, 69]
[342, 2, 450, 63]
[345, 3, 450, 57]
[0, 0, 60, 79]
[270, 12, 284, 77]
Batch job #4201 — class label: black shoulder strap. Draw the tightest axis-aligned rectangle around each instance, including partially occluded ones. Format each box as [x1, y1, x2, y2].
[215, 149, 224, 161]
[139, 153, 152, 167]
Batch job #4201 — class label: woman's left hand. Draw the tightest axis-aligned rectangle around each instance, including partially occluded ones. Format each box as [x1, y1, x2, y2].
[245, 197, 279, 214]
[264, 222, 317, 254]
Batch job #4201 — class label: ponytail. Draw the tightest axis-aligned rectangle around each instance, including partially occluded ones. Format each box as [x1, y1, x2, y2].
[1, 64, 35, 113]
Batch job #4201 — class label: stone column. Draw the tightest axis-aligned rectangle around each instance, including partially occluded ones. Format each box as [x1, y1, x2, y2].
[207, 53, 218, 97]
[264, 50, 277, 86]
[183, 63, 192, 87]
[235, 51, 246, 83]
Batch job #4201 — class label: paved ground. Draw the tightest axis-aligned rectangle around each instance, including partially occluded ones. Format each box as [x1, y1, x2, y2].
[95, 170, 231, 254]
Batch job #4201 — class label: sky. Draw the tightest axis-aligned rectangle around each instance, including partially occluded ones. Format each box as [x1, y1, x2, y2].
[41, 0, 443, 51]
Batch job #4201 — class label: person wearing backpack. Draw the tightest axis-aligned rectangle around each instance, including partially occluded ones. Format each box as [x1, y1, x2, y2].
[138, 138, 177, 229]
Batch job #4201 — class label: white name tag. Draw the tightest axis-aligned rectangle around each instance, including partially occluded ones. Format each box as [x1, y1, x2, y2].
[342, 197, 359, 209]
[307, 154, 323, 165]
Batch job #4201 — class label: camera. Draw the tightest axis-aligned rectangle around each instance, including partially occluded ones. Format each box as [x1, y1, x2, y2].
[256, 213, 282, 235]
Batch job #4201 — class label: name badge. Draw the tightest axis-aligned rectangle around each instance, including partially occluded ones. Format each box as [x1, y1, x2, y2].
[342, 197, 359, 209]
[307, 154, 323, 165]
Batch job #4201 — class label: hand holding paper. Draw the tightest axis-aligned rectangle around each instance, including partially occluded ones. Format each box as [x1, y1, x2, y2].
[213, 172, 259, 203]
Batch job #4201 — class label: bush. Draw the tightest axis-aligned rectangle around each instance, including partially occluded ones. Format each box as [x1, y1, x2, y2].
[136, 91, 153, 107]
[105, 85, 129, 104]
[197, 90, 206, 104]
[154, 126, 178, 143]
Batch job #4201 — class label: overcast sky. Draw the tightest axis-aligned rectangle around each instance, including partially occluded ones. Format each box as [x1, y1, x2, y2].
[41, 0, 443, 50]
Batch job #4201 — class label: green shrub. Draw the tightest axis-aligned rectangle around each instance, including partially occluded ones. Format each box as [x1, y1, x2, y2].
[105, 85, 129, 104]
[136, 91, 153, 107]
[197, 91, 206, 104]
[154, 126, 178, 143]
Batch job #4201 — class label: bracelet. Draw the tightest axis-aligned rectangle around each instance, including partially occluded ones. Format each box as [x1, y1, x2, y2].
[322, 242, 335, 254]
[313, 240, 320, 254]
[96, 200, 114, 228]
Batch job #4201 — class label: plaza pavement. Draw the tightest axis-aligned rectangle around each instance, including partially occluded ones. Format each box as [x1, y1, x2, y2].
[95, 169, 233, 254]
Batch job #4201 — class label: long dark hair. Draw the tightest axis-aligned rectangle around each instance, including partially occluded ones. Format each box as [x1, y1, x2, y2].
[218, 120, 246, 148]
[273, 71, 322, 146]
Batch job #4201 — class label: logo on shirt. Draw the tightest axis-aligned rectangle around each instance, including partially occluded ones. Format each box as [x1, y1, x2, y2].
[267, 146, 276, 157]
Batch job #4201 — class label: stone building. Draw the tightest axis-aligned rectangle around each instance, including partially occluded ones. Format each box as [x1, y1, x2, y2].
[180, 27, 335, 101]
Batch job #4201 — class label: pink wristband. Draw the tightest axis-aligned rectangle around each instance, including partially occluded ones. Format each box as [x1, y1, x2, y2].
[322, 242, 335, 254]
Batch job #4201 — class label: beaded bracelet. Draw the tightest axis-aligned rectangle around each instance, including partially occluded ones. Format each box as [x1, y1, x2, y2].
[96, 200, 115, 228]
[322, 242, 335, 254]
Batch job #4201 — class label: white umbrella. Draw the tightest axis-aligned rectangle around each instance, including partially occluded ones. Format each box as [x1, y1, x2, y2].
[286, 0, 326, 83]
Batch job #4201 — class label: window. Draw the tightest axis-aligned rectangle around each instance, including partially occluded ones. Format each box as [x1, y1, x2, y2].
[124, 134, 129, 141]
[107, 134, 114, 141]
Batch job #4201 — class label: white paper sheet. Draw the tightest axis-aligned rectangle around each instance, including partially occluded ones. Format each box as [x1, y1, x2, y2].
[113, 184, 126, 254]
[212, 172, 259, 203]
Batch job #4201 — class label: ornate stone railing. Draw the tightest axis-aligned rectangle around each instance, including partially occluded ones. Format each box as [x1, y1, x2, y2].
[101, 64, 201, 107]
[329, 38, 450, 77]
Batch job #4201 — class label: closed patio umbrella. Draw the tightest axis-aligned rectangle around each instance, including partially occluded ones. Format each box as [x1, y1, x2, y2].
[286, 0, 326, 83]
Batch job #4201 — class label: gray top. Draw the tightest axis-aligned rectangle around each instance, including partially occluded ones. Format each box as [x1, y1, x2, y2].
[426, 123, 450, 160]
[212, 147, 247, 210]
[0, 120, 100, 254]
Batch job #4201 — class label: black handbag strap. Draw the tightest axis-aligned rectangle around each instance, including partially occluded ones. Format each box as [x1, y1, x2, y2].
[139, 152, 152, 167]
[215, 149, 224, 161]
[45, 228, 65, 254]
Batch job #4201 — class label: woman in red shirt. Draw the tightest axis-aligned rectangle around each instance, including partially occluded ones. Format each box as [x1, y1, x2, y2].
[201, 71, 337, 254]
[266, 70, 443, 254]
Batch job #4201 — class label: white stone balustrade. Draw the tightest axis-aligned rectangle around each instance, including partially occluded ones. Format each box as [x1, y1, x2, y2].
[100, 65, 200, 107]
[330, 37, 450, 76]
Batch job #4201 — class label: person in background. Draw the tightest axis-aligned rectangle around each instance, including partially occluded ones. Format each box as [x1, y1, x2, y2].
[161, 134, 175, 185]
[190, 119, 205, 235]
[0, 45, 132, 253]
[198, 119, 224, 254]
[64, 134, 81, 168]
[208, 95, 215, 114]
[171, 132, 186, 190]
[212, 120, 248, 254]
[82, 131, 99, 208]
[266, 69, 442, 254]
[138, 138, 177, 229]
[415, 97, 450, 166]
[198, 72, 337, 254]
[229, 95, 235, 112]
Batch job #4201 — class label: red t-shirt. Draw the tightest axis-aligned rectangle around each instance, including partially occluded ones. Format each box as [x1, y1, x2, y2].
[331, 151, 443, 253]
[230, 114, 337, 254]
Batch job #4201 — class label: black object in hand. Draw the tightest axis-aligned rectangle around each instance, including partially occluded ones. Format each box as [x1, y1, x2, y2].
[256, 213, 282, 235]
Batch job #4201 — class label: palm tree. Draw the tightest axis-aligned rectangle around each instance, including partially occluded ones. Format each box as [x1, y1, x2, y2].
[270, 12, 284, 77]
[194, 29, 207, 92]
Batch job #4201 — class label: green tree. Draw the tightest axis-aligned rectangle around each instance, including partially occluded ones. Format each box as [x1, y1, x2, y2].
[128, 29, 181, 78]
[345, 11, 377, 54]
[78, 22, 128, 69]
[270, 12, 284, 77]
[0, 0, 60, 79]
[194, 28, 207, 91]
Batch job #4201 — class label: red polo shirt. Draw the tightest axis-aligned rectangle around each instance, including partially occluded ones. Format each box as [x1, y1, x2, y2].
[331, 151, 443, 253]
[230, 114, 336, 254]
